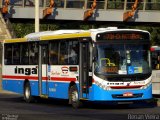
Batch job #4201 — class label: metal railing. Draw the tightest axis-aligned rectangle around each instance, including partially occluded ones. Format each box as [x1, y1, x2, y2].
[107, 1, 124, 10]
[145, 2, 160, 10]
[1, 0, 160, 11]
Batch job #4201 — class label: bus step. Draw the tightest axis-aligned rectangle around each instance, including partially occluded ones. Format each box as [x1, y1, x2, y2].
[40, 95, 48, 99]
[80, 98, 88, 101]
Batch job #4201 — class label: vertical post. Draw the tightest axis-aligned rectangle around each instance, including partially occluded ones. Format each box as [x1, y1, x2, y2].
[84, 0, 87, 9]
[43, 0, 46, 8]
[35, 0, 39, 32]
[0, 0, 2, 8]
[143, 0, 146, 11]
[64, 0, 67, 9]
[104, 0, 107, 10]
[22, 0, 25, 7]
[124, 0, 127, 11]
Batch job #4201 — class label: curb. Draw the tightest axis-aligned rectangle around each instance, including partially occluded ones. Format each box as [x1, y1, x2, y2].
[157, 99, 160, 106]
[0, 90, 18, 94]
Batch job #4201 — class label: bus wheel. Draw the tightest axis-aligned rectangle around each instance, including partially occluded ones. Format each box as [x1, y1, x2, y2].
[69, 85, 82, 108]
[24, 82, 34, 103]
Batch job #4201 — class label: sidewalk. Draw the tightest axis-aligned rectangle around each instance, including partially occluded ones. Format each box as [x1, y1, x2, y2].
[0, 90, 18, 94]
[157, 99, 160, 106]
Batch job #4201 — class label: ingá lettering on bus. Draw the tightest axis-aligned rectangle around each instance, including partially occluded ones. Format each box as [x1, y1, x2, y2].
[14, 66, 38, 75]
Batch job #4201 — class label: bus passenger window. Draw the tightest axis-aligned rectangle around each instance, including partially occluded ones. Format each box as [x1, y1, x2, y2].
[49, 42, 58, 65]
[21, 43, 29, 65]
[59, 40, 79, 65]
[68, 41, 79, 65]
[29, 42, 38, 65]
[13, 44, 20, 65]
[60, 41, 69, 65]
[4, 44, 12, 65]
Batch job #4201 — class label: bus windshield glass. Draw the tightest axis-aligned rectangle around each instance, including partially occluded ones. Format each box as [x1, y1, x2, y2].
[94, 43, 151, 77]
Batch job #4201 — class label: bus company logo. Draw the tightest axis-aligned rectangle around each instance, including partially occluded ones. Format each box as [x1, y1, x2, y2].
[15, 66, 38, 75]
[126, 82, 131, 86]
[61, 66, 69, 74]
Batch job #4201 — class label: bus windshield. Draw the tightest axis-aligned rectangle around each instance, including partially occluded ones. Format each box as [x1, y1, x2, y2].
[94, 43, 151, 77]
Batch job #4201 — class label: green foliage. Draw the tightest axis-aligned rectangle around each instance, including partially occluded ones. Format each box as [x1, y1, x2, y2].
[12, 23, 35, 38]
[40, 24, 60, 31]
[131, 26, 160, 45]
[12, 23, 60, 37]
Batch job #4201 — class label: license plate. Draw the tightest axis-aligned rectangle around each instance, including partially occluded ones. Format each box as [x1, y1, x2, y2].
[123, 92, 133, 97]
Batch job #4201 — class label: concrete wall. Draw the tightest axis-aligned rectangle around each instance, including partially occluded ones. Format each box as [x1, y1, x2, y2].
[7, 6, 160, 23]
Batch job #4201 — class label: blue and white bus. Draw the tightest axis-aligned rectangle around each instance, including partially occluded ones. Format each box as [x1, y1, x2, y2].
[2, 27, 152, 108]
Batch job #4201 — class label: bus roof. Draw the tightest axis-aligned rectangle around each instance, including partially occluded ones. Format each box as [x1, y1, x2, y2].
[4, 30, 90, 43]
[4, 27, 150, 43]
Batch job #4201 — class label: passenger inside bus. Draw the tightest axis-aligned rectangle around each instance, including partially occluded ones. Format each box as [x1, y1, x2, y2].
[68, 46, 78, 64]
[49, 50, 58, 65]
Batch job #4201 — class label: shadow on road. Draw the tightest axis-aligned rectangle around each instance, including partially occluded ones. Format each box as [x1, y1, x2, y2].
[0, 93, 159, 110]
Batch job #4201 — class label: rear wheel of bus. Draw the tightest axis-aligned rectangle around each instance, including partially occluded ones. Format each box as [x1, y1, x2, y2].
[24, 82, 34, 103]
[69, 84, 83, 108]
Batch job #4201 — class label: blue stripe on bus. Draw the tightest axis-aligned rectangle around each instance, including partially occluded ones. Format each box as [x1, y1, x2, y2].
[2, 79, 70, 99]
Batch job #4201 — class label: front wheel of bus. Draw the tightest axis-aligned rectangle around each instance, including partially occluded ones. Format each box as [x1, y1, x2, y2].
[69, 85, 82, 108]
[24, 82, 34, 103]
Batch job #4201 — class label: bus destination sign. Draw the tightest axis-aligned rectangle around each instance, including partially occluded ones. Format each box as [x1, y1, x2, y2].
[96, 31, 149, 41]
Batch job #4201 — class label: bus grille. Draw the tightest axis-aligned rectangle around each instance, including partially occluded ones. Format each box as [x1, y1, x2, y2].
[112, 93, 143, 99]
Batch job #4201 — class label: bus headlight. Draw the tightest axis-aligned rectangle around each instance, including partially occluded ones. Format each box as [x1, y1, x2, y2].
[95, 81, 111, 90]
[102, 85, 111, 90]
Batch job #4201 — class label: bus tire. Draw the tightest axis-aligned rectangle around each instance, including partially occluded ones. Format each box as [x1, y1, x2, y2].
[69, 84, 82, 108]
[24, 82, 34, 103]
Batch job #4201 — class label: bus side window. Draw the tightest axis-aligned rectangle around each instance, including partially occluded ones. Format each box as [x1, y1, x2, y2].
[4, 44, 12, 65]
[29, 42, 38, 65]
[59, 41, 69, 65]
[13, 43, 20, 65]
[49, 42, 58, 65]
[58, 39, 79, 65]
[68, 41, 79, 65]
[21, 43, 29, 65]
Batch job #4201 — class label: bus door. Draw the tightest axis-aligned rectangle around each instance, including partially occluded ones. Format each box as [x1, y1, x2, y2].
[79, 41, 89, 99]
[38, 43, 49, 96]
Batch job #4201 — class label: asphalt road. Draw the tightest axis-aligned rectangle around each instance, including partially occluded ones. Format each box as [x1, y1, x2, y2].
[0, 91, 160, 120]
